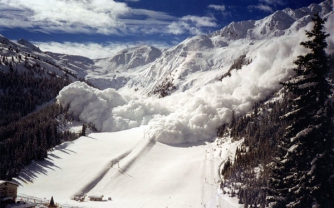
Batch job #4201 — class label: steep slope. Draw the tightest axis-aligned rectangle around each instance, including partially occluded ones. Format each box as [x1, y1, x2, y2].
[113, 0, 333, 96]
[85, 46, 162, 90]
[0, 37, 91, 180]
[108, 45, 162, 71]
[0, 35, 90, 80]
[7, 1, 329, 94]
[211, 0, 333, 40]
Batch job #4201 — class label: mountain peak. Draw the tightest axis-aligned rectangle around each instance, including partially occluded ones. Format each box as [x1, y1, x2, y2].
[17, 38, 42, 52]
[108, 45, 162, 71]
[211, 0, 333, 40]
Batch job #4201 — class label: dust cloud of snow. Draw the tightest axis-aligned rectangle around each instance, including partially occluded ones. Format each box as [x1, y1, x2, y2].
[325, 13, 334, 54]
[57, 22, 334, 144]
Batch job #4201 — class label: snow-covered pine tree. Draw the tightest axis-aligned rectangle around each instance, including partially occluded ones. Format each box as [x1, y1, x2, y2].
[267, 14, 334, 208]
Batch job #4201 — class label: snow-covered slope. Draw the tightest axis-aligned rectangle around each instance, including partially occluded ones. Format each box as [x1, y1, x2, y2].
[2, 1, 332, 93]
[3, 1, 332, 93]
[0, 35, 91, 81]
[17, 38, 42, 53]
[85, 46, 162, 90]
[15, 127, 243, 208]
[211, 0, 333, 40]
[108, 46, 162, 71]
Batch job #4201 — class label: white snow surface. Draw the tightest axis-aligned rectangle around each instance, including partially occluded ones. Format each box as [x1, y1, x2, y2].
[16, 127, 243, 208]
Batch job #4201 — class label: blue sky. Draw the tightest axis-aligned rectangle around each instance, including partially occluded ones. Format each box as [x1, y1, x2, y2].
[0, 0, 325, 58]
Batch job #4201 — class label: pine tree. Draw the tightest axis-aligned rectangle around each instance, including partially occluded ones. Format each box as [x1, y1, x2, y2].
[81, 124, 87, 137]
[49, 196, 55, 206]
[268, 14, 334, 208]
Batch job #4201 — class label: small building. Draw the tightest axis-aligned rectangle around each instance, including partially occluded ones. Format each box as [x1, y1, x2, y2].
[0, 180, 19, 207]
[71, 195, 85, 202]
[87, 195, 103, 201]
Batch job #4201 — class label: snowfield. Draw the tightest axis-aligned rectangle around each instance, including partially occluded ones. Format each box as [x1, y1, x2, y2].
[15, 127, 242, 208]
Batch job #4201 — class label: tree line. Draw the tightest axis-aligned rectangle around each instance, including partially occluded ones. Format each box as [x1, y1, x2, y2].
[0, 46, 85, 180]
[218, 14, 334, 208]
[0, 103, 78, 180]
[0, 67, 71, 127]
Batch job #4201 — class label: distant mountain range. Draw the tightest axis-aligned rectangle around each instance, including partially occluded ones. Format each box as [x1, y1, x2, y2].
[0, 0, 333, 97]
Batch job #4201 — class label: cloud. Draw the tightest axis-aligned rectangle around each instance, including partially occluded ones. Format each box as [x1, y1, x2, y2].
[0, 0, 129, 34]
[0, 0, 218, 36]
[248, 0, 286, 13]
[208, 4, 231, 16]
[33, 41, 172, 59]
[248, 4, 274, 13]
[167, 16, 217, 35]
[259, 0, 285, 6]
[208, 4, 226, 12]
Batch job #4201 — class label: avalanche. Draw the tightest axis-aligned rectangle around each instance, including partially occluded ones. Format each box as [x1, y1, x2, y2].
[57, 26, 313, 144]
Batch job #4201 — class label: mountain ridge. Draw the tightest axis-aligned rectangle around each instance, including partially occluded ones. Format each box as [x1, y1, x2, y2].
[1, 1, 332, 94]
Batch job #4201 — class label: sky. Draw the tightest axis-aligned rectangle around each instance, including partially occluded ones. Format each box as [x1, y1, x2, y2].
[0, 0, 326, 58]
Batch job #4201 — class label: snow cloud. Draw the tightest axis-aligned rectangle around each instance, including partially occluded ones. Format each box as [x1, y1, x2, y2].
[56, 20, 334, 145]
[57, 82, 170, 132]
[325, 14, 334, 54]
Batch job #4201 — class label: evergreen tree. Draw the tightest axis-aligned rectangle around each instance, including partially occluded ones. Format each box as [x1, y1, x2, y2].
[268, 14, 334, 208]
[81, 124, 87, 137]
[49, 196, 55, 206]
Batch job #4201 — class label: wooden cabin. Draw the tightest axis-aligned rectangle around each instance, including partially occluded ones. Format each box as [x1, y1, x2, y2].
[88, 195, 103, 201]
[0, 180, 19, 206]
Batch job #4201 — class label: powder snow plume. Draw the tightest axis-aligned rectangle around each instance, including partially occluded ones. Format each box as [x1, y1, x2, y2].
[57, 20, 334, 144]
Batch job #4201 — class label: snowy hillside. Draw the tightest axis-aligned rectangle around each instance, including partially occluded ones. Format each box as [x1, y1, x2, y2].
[211, 0, 332, 39]
[86, 46, 162, 90]
[85, 0, 334, 95]
[0, 35, 92, 81]
[7, 1, 334, 207]
[15, 127, 243, 208]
